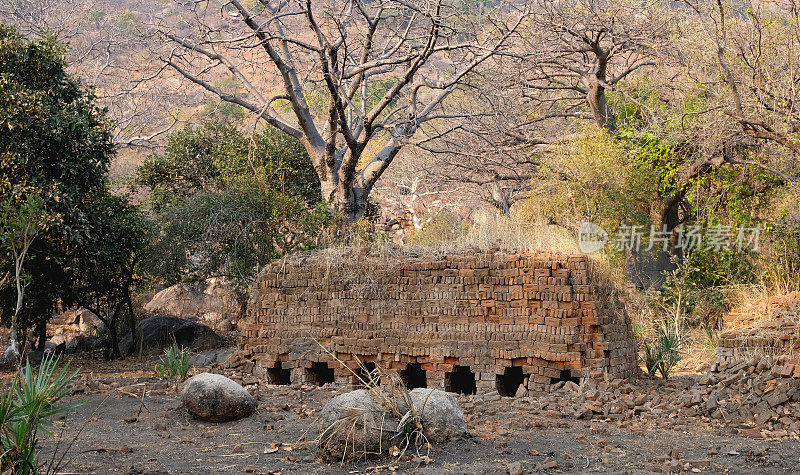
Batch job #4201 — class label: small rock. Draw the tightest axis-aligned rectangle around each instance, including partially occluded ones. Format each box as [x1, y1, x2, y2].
[508, 461, 523, 475]
[541, 457, 558, 470]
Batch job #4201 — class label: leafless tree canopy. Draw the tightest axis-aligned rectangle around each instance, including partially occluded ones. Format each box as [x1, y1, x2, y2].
[676, 0, 800, 164]
[0, 0, 185, 150]
[415, 0, 670, 215]
[158, 0, 528, 220]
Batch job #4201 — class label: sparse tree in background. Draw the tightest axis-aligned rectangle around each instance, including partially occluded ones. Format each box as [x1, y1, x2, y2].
[674, 0, 800, 182]
[0, 194, 45, 361]
[158, 0, 528, 220]
[0, 0, 186, 150]
[418, 0, 670, 215]
[519, 0, 669, 133]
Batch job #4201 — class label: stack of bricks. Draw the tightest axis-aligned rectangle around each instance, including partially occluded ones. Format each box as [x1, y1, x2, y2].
[237, 248, 638, 394]
[715, 292, 800, 364]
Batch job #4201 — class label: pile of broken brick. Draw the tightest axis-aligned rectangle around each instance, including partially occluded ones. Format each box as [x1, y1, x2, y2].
[524, 356, 800, 438]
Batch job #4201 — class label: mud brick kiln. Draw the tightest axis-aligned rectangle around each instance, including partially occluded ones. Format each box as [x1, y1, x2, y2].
[235, 248, 637, 395]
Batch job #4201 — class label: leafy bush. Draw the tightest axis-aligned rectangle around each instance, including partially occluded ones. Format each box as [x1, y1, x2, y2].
[154, 344, 191, 380]
[135, 121, 329, 295]
[641, 316, 684, 380]
[0, 353, 78, 474]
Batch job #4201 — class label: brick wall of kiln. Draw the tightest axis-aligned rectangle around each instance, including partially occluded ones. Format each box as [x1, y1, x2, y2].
[236, 250, 638, 393]
[713, 293, 800, 365]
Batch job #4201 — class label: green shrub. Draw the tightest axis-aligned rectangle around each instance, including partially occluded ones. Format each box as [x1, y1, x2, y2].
[642, 343, 660, 377]
[654, 316, 684, 380]
[0, 353, 78, 474]
[641, 314, 685, 380]
[154, 344, 191, 380]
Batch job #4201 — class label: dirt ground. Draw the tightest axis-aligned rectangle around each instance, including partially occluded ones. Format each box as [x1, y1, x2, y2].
[17, 355, 796, 475]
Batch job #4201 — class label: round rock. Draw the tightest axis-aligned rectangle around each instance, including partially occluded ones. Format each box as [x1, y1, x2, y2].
[181, 373, 256, 422]
[409, 388, 468, 442]
[317, 389, 392, 462]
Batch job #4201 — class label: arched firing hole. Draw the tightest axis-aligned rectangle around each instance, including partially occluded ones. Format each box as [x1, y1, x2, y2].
[444, 365, 477, 395]
[496, 366, 526, 397]
[267, 362, 291, 385]
[550, 369, 580, 386]
[307, 362, 335, 386]
[355, 362, 380, 387]
[400, 363, 427, 390]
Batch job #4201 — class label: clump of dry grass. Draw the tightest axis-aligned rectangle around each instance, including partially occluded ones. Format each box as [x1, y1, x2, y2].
[453, 214, 581, 254]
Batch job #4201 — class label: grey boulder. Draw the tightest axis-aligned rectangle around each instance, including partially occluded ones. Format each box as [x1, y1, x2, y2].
[409, 388, 467, 442]
[120, 315, 226, 356]
[181, 373, 256, 422]
[317, 389, 392, 462]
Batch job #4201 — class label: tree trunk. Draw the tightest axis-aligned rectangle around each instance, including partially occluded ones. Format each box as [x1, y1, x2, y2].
[488, 183, 512, 217]
[7, 250, 25, 361]
[586, 79, 616, 133]
[126, 293, 137, 355]
[35, 318, 46, 351]
[322, 179, 369, 222]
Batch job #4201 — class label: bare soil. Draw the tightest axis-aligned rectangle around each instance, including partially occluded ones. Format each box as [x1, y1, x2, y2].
[20, 355, 798, 474]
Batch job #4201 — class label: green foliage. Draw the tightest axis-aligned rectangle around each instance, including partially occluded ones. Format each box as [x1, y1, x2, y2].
[642, 317, 685, 380]
[0, 25, 132, 336]
[154, 344, 191, 380]
[0, 353, 79, 474]
[135, 121, 329, 294]
[642, 343, 660, 377]
[135, 121, 319, 208]
[0, 193, 47, 254]
[89, 10, 106, 22]
[654, 317, 684, 380]
[63, 192, 151, 357]
[660, 248, 756, 327]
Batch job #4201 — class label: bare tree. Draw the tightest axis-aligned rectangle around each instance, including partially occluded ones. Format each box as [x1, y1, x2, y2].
[518, 0, 669, 133]
[157, 0, 528, 220]
[411, 0, 670, 216]
[676, 0, 800, 170]
[0, 0, 185, 150]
